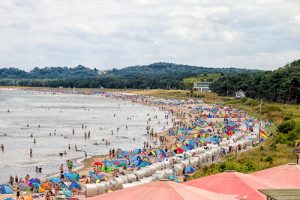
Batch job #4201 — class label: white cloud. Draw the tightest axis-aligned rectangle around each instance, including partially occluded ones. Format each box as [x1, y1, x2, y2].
[0, 0, 299, 70]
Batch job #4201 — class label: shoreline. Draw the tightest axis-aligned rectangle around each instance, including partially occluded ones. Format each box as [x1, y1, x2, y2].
[74, 92, 191, 176]
[10, 87, 187, 180]
[0, 87, 177, 182]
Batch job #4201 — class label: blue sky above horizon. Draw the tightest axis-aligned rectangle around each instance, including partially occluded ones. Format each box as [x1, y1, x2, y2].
[0, 0, 300, 71]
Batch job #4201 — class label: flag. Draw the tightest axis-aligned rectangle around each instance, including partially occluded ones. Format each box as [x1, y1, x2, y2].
[260, 128, 268, 141]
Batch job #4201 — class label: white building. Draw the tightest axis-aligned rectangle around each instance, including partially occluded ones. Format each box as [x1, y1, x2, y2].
[235, 90, 246, 99]
[193, 82, 212, 92]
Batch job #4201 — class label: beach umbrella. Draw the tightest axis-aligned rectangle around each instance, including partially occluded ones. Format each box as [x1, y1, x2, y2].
[94, 162, 102, 166]
[87, 181, 237, 200]
[50, 177, 63, 184]
[251, 164, 300, 187]
[0, 184, 13, 194]
[184, 171, 293, 200]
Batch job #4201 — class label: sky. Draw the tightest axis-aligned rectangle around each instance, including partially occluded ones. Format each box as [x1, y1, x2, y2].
[0, 0, 300, 71]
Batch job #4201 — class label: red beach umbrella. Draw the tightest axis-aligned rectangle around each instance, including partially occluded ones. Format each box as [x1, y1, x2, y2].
[88, 181, 237, 200]
[184, 171, 293, 200]
[251, 164, 300, 187]
[94, 162, 102, 166]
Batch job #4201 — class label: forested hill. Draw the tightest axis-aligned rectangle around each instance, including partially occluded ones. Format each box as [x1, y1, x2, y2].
[0, 65, 100, 79]
[211, 59, 300, 103]
[0, 63, 258, 80]
[106, 63, 259, 79]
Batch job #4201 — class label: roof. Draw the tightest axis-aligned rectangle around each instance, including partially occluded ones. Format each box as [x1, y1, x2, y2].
[235, 90, 245, 93]
[184, 171, 292, 200]
[88, 180, 237, 200]
[259, 189, 300, 200]
[251, 164, 300, 187]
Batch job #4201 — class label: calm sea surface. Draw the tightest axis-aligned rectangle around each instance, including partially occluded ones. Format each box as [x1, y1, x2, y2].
[0, 90, 172, 182]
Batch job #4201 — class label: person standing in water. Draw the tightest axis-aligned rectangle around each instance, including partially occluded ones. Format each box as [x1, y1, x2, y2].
[60, 164, 64, 179]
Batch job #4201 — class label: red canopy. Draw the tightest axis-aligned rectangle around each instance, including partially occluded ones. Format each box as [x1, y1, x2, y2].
[94, 162, 102, 166]
[184, 171, 292, 200]
[88, 181, 237, 200]
[176, 148, 184, 154]
[251, 164, 300, 187]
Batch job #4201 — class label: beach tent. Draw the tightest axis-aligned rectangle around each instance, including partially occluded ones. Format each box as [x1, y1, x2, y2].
[19, 183, 30, 191]
[133, 148, 141, 154]
[50, 177, 63, 184]
[184, 171, 293, 200]
[89, 172, 106, 181]
[68, 181, 82, 191]
[41, 182, 51, 190]
[251, 164, 300, 187]
[130, 155, 150, 167]
[63, 172, 79, 181]
[62, 189, 73, 197]
[117, 150, 131, 158]
[0, 184, 13, 194]
[148, 150, 156, 157]
[185, 165, 195, 174]
[156, 149, 167, 158]
[113, 159, 127, 167]
[87, 181, 237, 200]
[29, 178, 40, 186]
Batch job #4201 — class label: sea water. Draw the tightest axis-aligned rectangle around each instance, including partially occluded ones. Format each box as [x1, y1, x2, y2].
[0, 89, 172, 182]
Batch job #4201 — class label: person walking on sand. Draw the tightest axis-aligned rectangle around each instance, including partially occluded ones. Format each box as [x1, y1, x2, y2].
[30, 148, 32, 157]
[1, 144, 4, 151]
[112, 148, 115, 158]
[9, 176, 14, 186]
[16, 186, 20, 199]
[60, 164, 64, 179]
[15, 175, 18, 184]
